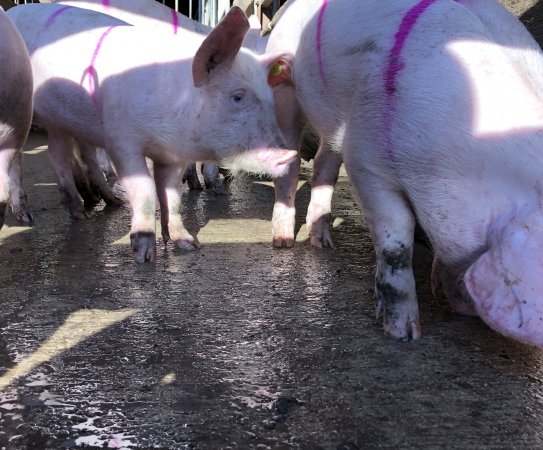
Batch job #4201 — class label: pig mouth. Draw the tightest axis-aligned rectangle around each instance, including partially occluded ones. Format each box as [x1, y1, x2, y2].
[220, 147, 298, 178]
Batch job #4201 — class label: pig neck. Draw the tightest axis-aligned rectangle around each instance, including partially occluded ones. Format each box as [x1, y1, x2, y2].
[157, 89, 217, 163]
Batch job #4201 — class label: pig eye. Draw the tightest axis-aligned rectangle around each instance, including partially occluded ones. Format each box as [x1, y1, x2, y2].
[231, 91, 245, 104]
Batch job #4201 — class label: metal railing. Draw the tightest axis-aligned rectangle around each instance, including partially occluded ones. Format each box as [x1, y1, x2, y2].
[13, 0, 284, 27]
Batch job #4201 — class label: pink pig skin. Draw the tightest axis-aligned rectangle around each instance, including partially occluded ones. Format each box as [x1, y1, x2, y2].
[267, 0, 543, 345]
[54, 0, 266, 196]
[0, 7, 33, 228]
[54, 0, 268, 53]
[8, 3, 296, 263]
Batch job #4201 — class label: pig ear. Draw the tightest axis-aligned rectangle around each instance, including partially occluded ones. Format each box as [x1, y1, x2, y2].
[264, 52, 294, 88]
[193, 6, 250, 87]
[464, 212, 543, 347]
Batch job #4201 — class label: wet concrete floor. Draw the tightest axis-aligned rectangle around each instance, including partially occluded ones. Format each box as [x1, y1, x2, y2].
[1, 132, 543, 449]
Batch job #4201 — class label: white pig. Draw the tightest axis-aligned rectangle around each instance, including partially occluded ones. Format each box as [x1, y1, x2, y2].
[267, 0, 543, 346]
[54, 0, 267, 196]
[8, 3, 296, 263]
[0, 7, 33, 228]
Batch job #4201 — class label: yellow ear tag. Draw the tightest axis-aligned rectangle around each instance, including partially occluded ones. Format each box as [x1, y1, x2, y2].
[270, 62, 283, 77]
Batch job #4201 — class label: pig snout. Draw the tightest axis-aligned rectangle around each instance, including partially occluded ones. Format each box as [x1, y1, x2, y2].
[222, 146, 298, 179]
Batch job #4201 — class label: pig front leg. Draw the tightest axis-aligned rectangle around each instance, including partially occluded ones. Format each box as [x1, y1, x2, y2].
[272, 155, 301, 248]
[0, 147, 20, 228]
[271, 82, 304, 248]
[154, 162, 200, 251]
[110, 151, 157, 263]
[306, 140, 342, 249]
[7, 150, 33, 225]
[47, 131, 90, 219]
[344, 155, 420, 340]
[431, 257, 478, 317]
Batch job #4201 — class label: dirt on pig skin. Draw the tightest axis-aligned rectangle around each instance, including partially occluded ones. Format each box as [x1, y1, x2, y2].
[1, 132, 543, 449]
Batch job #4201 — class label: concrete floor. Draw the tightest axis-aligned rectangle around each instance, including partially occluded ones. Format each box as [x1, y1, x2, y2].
[1, 133, 543, 449]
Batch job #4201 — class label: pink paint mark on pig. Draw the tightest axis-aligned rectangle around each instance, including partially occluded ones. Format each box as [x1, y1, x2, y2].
[316, 0, 329, 87]
[44, 5, 72, 30]
[81, 26, 118, 104]
[382, 0, 439, 161]
[102, 0, 110, 7]
[171, 9, 179, 35]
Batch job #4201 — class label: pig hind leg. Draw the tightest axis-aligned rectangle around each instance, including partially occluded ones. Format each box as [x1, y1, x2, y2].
[0, 146, 15, 227]
[154, 162, 200, 251]
[77, 142, 123, 206]
[7, 149, 33, 225]
[342, 129, 421, 341]
[71, 146, 101, 209]
[431, 257, 478, 316]
[46, 131, 90, 219]
[182, 163, 204, 191]
[306, 138, 342, 249]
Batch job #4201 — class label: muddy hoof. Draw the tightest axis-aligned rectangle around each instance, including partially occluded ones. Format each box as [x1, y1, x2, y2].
[130, 231, 157, 263]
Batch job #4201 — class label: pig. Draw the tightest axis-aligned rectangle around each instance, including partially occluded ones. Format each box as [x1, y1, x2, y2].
[56, 0, 338, 244]
[54, 0, 268, 196]
[8, 3, 296, 263]
[0, 7, 33, 229]
[266, 0, 543, 347]
[269, 0, 543, 251]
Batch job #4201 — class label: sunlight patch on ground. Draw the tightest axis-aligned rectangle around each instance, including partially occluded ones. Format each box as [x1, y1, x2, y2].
[0, 225, 31, 242]
[0, 309, 137, 391]
[160, 372, 176, 385]
[253, 180, 307, 190]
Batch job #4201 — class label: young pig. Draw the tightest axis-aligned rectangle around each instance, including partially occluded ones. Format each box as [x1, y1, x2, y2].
[54, 0, 267, 195]
[8, 3, 296, 263]
[267, 0, 543, 346]
[0, 7, 33, 228]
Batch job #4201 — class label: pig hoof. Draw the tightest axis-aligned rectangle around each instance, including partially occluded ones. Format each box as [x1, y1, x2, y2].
[376, 300, 421, 341]
[273, 236, 295, 248]
[309, 227, 336, 249]
[63, 198, 90, 219]
[104, 194, 124, 207]
[307, 209, 335, 249]
[71, 209, 91, 220]
[12, 203, 34, 225]
[206, 180, 229, 196]
[130, 231, 157, 263]
[272, 207, 296, 248]
[383, 319, 422, 342]
[174, 237, 201, 251]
